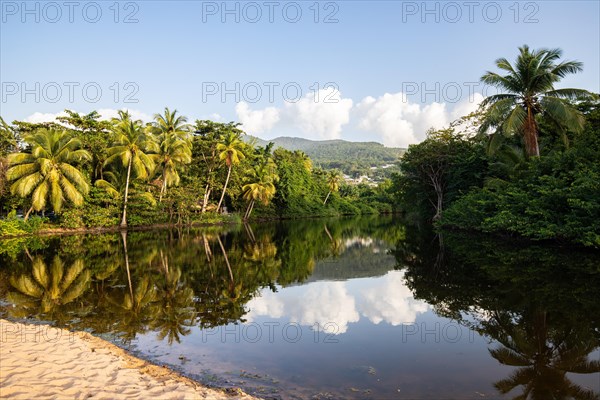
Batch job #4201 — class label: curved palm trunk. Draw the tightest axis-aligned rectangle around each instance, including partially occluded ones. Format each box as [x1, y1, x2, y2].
[120, 231, 134, 301]
[216, 165, 232, 213]
[217, 235, 234, 284]
[244, 222, 256, 243]
[24, 206, 34, 221]
[524, 107, 540, 157]
[324, 224, 333, 242]
[244, 199, 255, 220]
[323, 191, 331, 205]
[121, 156, 133, 227]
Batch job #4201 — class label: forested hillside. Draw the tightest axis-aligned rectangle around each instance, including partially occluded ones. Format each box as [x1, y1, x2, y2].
[247, 136, 405, 179]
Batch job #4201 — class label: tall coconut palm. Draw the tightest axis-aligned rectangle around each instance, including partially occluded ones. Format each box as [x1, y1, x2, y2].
[104, 112, 157, 227]
[480, 45, 596, 157]
[216, 130, 246, 212]
[323, 169, 342, 205]
[6, 129, 91, 218]
[152, 108, 192, 201]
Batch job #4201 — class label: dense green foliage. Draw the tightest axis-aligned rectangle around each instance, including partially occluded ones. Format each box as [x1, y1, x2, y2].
[394, 46, 599, 248]
[396, 100, 600, 247]
[0, 111, 389, 235]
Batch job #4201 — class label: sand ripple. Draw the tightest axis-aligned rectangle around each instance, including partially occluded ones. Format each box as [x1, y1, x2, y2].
[0, 319, 256, 400]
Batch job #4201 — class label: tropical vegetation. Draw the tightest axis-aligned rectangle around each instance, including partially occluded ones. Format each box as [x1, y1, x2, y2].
[1, 45, 598, 249]
[393, 46, 599, 247]
[0, 110, 389, 235]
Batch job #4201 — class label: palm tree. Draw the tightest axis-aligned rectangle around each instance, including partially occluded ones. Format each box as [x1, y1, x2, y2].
[56, 110, 112, 181]
[104, 112, 157, 227]
[152, 108, 192, 201]
[480, 45, 596, 157]
[323, 169, 342, 205]
[6, 129, 91, 219]
[242, 175, 276, 220]
[242, 147, 278, 220]
[216, 130, 246, 212]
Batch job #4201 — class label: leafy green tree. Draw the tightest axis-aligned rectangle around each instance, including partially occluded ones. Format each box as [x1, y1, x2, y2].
[151, 108, 192, 201]
[323, 169, 342, 205]
[272, 148, 326, 217]
[104, 111, 157, 227]
[397, 128, 487, 221]
[216, 129, 246, 212]
[0, 116, 18, 156]
[191, 121, 243, 213]
[0, 117, 18, 204]
[480, 45, 596, 157]
[7, 129, 91, 218]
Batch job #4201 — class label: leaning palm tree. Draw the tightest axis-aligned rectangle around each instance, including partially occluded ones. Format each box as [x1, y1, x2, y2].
[480, 45, 596, 157]
[104, 112, 157, 227]
[152, 108, 192, 201]
[242, 177, 276, 220]
[323, 169, 342, 205]
[7, 129, 91, 219]
[216, 130, 246, 212]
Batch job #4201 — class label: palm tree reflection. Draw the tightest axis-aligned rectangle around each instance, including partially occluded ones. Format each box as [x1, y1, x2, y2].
[7, 255, 91, 321]
[151, 251, 196, 344]
[485, 309, 600, 400]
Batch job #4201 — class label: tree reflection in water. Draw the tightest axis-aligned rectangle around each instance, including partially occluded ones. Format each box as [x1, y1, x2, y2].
[396, 224, 600, 399]
[2, 217, 597, 398]
[2, 217, 394, 339]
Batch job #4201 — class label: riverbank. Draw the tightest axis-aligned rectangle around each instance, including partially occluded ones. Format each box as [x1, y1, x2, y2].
[0, 319, 257, 400]
[0, 214, 240, 240]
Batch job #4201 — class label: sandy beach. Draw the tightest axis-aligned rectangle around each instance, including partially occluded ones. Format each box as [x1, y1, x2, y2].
[0, 319, 257, 400]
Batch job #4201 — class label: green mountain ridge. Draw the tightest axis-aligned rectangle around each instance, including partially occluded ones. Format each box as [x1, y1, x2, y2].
[245, 135, 405, 179]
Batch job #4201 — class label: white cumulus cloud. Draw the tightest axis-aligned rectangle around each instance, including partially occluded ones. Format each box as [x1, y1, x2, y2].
[24, 111, 69, 123]
[235, 101, 280, 134]
[355, 93, 449, 148]
[284, 88, 354, 140]
[355, 92, 487, 147]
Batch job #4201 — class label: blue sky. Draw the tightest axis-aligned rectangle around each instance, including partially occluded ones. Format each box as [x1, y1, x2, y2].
[1, 0, 599, 146]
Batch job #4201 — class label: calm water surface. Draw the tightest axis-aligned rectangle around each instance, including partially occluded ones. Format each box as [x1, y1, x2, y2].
[1, 216, 598, 399]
